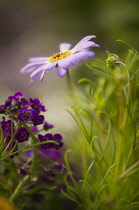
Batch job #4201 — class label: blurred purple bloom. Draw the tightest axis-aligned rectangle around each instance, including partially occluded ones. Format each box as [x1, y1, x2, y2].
[38, 133, 63, 150]
[38, 133, 53, 149]
[0, 105, 5, 114]
[31, 126, 38, 132]
[32, 115, 44, 126]
[15, 127, 30, 142]
[30, 98, 46, 113]
[0, 119, 14, 135]
[21, 35, 100, 84]
[5, 99, 12, 107]
[21, 98, 30, 108]
[17, 168, 28, 177]
[53, 134, 63, 150]
[18, 108, 38, 121]
[43, 121, 54, 131]
[8, 92, 24, 102]
[39, 149, 60, 160]
[14, 92, 25, 99]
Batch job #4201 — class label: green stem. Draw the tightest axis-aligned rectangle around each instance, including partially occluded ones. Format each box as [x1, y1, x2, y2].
[9, 175, 30, 202]
[66, 70, 88, 194]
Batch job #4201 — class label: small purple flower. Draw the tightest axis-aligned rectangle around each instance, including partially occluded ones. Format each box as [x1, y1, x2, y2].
[30, 98, 46, 113]
[39, 149, 60, 160]
[5, 99, 12, 107]
[53, 134, 63, 150]
[32, 115, 44, 126]
[38, 133, 63, 150]
[7, 92, 24, 102]
[17, 168, 28, 177]
[21, 35, 100, 84]
[0, 119, 14, 135]
[43, 121, 54, 131]
[31, 126, 38, 132]
[38, 133, 53, 149]
[15, 127, 30, 142]
[0, 105, 5, 114]
[21, 98, 30, 108]
[14, 92, 25, 99]
[18, 108, 38, 121]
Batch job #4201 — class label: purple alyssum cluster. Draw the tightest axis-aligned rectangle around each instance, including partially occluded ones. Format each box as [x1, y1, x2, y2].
[0, 92, 63, 158]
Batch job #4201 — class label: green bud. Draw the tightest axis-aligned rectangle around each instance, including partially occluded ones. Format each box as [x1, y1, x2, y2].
[106, 54, 119, 70]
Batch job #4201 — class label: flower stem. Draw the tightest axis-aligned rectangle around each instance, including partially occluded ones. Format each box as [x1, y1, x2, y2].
[9, 175, 29, 202]
[66, 70, 89, 195]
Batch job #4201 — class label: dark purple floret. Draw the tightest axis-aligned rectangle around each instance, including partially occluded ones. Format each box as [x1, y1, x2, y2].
[18, 108, 38, 121]
[38, 133, 53, 149]
[38, 133, 63, 150]
[54, 162, 63, 170]
[53, 134, 63, 150]
[14, 92, 24, 99]
[9, 104, 19, 113]
[21, 98, 30, 108]
[15, 100, 22, 108]
[15, 127, 30, 142]
[17, 168, 28, 176]
[8, 96, 16, 101]
[32, 115, 44, 126]
[5, 99, 12, 107]
[31, 126, 38, 132]
[30, 98, 46, 113]
[39, 149, 60, 160]
[43, 121, 54, 131]
[0, 105, 6, 114]
[0, 119, 14, 135]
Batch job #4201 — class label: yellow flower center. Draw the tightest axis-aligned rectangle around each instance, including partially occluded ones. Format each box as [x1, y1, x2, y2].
[48, 50, 71, 62]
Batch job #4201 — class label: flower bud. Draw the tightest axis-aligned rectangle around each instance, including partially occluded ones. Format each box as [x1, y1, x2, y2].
[106, 54, 120, 70]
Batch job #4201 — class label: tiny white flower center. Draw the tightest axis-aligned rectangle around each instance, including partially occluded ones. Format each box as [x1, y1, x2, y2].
[48, 50, 71, 62]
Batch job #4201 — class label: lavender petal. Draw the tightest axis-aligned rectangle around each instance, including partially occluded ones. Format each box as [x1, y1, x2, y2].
[21, 62, 42, 74]
[57, 67, 67, 78]
[59, 43, 72, 52]
[72, 41, 97, 53]
[29, 57, 49, 62]
[43, 61, 57, 71]
[73, 51, 95, 61]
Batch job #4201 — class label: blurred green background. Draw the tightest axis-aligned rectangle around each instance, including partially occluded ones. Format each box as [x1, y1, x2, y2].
[1, 0, 139, 133]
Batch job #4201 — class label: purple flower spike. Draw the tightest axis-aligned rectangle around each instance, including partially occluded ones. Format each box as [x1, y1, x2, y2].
[18, 108, 38, 121]
[15, 127, 30, 142]
[21, 35, 100, 83]
[32, 115, 44, 126]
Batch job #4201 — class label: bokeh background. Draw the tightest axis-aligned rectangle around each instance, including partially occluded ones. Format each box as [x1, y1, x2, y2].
[1, 0, 139, 137]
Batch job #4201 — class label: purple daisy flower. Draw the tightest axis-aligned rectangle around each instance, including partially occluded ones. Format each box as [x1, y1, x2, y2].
[21, 35, 100, 84]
